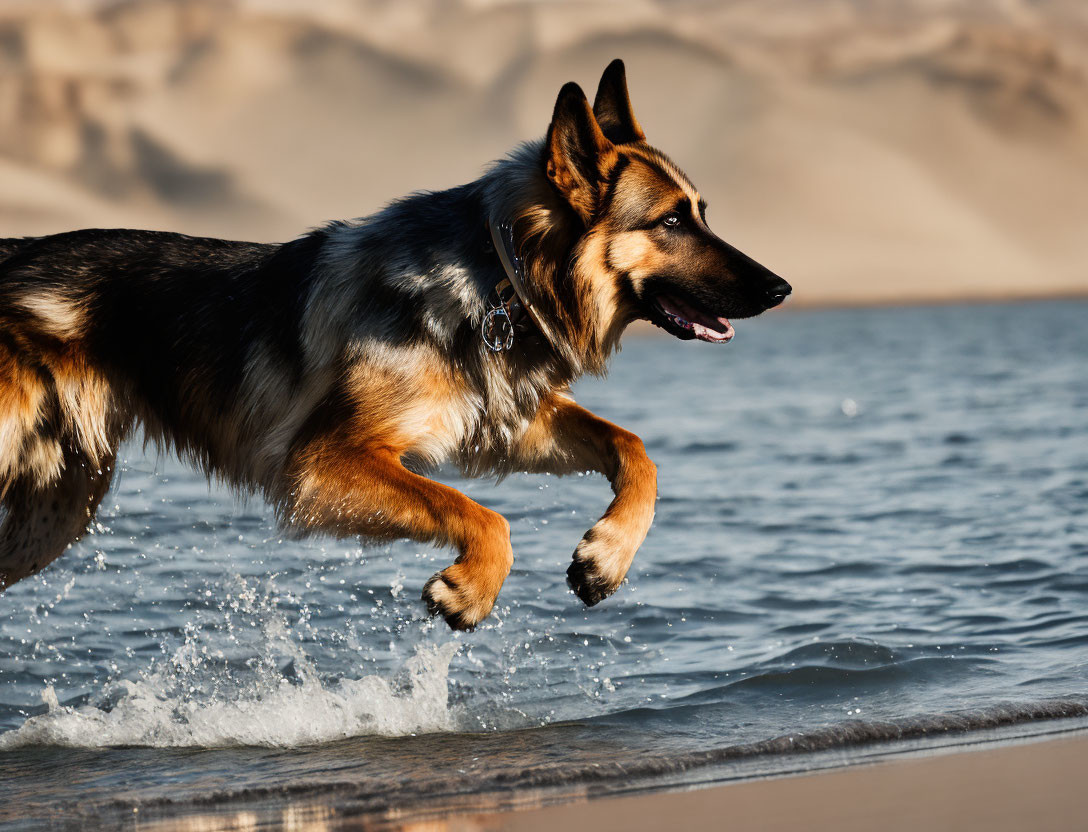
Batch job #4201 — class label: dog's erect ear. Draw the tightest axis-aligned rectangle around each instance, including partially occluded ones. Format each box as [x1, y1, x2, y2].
[592, 59, 645, 145]
[546, 82, 615, 223]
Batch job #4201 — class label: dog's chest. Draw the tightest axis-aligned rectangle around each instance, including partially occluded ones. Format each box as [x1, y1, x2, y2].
[346, 340, 556, 467]
[404, 368, 544, 465]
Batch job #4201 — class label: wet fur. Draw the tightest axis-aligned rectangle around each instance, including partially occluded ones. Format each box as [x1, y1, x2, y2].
[0, 61, 788, 629]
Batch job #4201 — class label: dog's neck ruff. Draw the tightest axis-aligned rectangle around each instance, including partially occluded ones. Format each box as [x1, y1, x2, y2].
[483, 216, 557, 353]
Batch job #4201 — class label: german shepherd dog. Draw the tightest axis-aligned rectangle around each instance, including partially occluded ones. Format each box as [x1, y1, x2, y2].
[0, 61, 789, 629]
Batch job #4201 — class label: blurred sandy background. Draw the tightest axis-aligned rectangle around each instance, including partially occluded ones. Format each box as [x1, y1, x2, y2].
[1, 0, 1087, 305]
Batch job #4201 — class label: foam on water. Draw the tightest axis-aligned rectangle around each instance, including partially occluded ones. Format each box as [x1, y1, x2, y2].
[0, 572, 459, 750]
[0, 641, 456, 750]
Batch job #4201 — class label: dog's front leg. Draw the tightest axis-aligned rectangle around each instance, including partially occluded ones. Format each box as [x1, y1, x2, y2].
[514, 395, 658, 606]
[287, 443, 512, 630]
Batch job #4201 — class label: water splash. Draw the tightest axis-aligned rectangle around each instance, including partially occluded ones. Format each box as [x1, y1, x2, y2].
[0, 570, 458, 750]
[0, 641, 457, 749]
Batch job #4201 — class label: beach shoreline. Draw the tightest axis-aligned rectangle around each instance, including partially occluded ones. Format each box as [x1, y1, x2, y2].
[456, 723, 1088, 832]
[61, 710, 1088, 831]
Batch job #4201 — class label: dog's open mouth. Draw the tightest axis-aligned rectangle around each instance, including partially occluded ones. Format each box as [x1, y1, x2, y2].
[651, 294, 735, 343]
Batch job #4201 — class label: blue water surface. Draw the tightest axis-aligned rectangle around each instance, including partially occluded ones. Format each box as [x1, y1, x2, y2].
[1, 301, 1086, 825]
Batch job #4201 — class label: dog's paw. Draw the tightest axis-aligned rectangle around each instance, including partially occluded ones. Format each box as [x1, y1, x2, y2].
[566, 557, 614, 607]
[566, 531, 626, 607]
[421, 564, 497, 631]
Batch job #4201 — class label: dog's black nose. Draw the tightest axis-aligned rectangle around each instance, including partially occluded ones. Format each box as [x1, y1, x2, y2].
[765, 280, 792, 308]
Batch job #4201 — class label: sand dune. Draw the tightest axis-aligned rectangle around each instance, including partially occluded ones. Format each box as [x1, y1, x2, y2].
[1, 0, 1087, 304]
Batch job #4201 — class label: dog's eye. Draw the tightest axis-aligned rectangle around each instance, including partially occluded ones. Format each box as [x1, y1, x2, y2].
[661, 212, 681, 228]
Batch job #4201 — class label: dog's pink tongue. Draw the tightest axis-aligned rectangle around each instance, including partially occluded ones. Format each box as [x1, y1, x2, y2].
[693, 317, 734, 343]
[659, 294, 735, 343]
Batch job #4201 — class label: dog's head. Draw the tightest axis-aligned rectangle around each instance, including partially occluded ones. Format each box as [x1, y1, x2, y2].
[543, 60, 790, 346]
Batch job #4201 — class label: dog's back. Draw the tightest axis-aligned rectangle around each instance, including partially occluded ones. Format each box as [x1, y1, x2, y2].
[0, 237, 33, 265]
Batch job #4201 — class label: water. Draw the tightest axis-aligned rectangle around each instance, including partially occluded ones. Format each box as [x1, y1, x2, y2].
[2, 301, 1087, 827]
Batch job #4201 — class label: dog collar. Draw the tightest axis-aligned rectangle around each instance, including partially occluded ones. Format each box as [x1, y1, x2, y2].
[483, 217, 557, 352]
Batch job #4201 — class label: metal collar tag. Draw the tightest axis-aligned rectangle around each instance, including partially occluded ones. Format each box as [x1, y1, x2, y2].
[482, 302, 515, 352]
[487, 216, 557, 349]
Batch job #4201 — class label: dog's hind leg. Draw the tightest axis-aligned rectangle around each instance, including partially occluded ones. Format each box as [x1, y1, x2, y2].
[286, 442, 513, 631]
[0, 448, 116, 590]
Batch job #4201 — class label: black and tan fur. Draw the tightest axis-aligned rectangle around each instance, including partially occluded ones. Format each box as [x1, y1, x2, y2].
[0, 61, 789, 629]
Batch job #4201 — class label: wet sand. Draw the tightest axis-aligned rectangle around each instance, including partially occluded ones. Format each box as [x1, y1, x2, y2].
[121, 724, 1088, 831]
[431, 729, 1088, 832]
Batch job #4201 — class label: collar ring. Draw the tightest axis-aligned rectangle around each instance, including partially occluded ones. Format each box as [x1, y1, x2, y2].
[482, 305, 515, 352]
